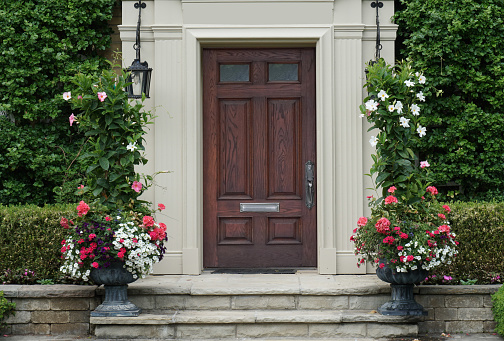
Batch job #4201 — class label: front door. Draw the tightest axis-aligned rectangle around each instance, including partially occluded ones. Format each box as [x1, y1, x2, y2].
[203, 48, 316, 268]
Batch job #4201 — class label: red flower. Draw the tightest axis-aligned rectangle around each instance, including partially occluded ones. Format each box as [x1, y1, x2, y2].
[158, 203, 166, 211]
[388, 186, 397, 194]
[105, 216, 111, 221]
[438, 225, 450, 233]
[406, 255, 414, 262]
[76, 201, 90, 217]
[384, 195, 398, 205]
[89, 233, 96, 241]
[426, 186, 438, 195]
[92, 262, 99, 268]
[438, 213, 446, 220]
[78, 239, 84, 244]
[60, 217, 70, 229]
[383, 236, 395, 244]
[143, 216, 155, 227]
[375, 217, 391, 234]
[397, 246, 404, 251]
[443, 205, 451, 213]
[399, 233, 409, 239]
[379, 263, 385, 269]
[357, 216, 368, 227]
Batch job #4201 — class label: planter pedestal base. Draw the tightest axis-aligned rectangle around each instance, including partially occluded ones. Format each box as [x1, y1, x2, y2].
[91, 284, 141, 317]
[378, 284, 427, 316]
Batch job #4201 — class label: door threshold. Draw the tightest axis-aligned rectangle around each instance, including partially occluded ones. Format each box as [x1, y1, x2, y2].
[207, 268, 315, 274]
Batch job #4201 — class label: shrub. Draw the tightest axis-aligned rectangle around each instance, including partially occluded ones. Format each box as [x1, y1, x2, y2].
[493, 285, 504, 337]
[0, 204, 75, 283]
[0, 0, 117, 206]
[424, 201, 504, 284]
[0, 291, 15, 332]
[394, 0, 504, 201]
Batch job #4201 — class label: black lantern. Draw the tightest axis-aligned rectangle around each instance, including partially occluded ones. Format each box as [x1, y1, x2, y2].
[126, 0, 152, 99]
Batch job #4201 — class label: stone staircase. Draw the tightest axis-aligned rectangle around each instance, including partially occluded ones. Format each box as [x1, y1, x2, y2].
[91, 272, 422, 339]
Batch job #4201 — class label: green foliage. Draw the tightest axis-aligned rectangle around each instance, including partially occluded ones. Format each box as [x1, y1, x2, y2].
[65, 67, 154, 212]
[0, 0, 116, 206]
[492, 285, 504, 337]
[0, 291, 15, 331]
[0, 116, 89, 206]
[395, 0, 504, 201]
[426, 201, 504, 284]
[361, 59, 431, 202]
[0, 204, 74, 283]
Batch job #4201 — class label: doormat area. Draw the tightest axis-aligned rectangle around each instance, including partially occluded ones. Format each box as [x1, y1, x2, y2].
[211, 268, 298, 274]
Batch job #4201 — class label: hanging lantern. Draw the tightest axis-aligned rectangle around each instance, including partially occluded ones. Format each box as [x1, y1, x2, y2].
[126, 0, 152, 99]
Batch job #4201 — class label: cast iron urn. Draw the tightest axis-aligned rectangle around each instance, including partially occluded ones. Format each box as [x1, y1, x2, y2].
[376, 259, 428, 316]
[90, 262, 141, 317]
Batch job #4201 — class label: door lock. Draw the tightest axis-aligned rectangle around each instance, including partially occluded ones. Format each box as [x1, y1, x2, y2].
[305, 161, 315, 209]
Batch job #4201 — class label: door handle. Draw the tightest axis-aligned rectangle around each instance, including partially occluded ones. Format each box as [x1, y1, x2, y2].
[305, 161, 315, 209]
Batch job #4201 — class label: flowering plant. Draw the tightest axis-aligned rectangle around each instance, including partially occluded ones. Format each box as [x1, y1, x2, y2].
[59, 64, 168, 282]
[60, 201, 167, 281]
[352, 59, 458, 272]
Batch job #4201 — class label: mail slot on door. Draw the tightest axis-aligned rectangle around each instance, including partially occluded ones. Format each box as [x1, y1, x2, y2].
[240, 203, 280, 213]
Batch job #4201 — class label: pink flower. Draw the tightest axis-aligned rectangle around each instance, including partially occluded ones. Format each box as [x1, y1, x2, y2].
[426, 186, 438, 195]
[105, 216, 111, 221]
[158, 203, 166, 211]
[399, 233, 409, 239]
[76, 201, 90, 217]
[379, 263, 385, 269]
[63, 92, 71, 101]
[92, 262, 99, 268]
[357, 216, 368, 227]
[406, 255, 414, 262]
[89, 233, 96, 241]
[438, 213, 446, 220]
[159, 223, 167, 229]
[132, 238, 138, 243]
[394, 226, 401, 231]
[384, 195, 398, 205]
[131, 181, 142, 193]
[443, 205, 451, 213]
[444, 275, 452, 281]
[438, 225, 451, 233]
[97, 92, 107, 102]
[143, 215, 155, 227]
[397, 246, 404, 251]
[388, 186, 397, 194]
[77, 95, 83, 100]
[77, 184, 84, 189]
[69, 113, 76, 126]
[383, 236, 395, 244]
[375, 217, 391, 234]
[420, 161, 430, 168]
[60, 217, 70, 229]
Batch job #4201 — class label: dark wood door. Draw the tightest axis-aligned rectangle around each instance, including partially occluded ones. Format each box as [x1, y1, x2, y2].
[203, 48, 316, 268]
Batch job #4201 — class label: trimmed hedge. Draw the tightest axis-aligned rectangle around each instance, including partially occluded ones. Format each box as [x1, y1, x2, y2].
[0, 204, 74, 283]
[425, 201, 504, 285]
[394, 0, 504, 201]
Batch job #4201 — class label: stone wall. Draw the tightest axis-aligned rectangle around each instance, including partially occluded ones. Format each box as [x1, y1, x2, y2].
[1, 285, 98, 336]
[417, 285, 499, 334]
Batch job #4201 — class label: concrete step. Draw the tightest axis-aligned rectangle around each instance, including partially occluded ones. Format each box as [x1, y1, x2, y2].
[91, 310, 421, 339]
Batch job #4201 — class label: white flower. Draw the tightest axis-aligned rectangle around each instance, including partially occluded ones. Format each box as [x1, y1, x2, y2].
[404, 80, 415, 87]
[394, 101, 403, 114]
[388, 105, 395, 112]
[399, 117, 410, 128]
[417, 125, 427, 137]
[63, 92, 71, 101]
[126, 142, 137, 152]
[410, 104, 421, 116]
[416, 91, 426, 102]
[418, 75, 426, 84]
[377, 90, 389, 101]
[359, 113, 365, 118]
[369, 136, 379, 147]
[365, 99, 379, 112]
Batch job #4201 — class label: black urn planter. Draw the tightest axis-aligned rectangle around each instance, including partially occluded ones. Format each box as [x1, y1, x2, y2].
[376, 259, 428, 316]
[90, 262, 141, 317]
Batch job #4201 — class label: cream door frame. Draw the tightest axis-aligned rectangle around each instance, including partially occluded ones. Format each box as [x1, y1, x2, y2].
[181, 25, 342, 274]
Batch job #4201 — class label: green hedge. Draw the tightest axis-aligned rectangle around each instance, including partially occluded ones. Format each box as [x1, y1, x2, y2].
[0, 204, 74, 284]
[0, 0, 117, 206]
[425, 201, 504, 285]
[394, 0, 504, 201]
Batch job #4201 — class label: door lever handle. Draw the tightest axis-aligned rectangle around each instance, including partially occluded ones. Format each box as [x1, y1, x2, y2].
[305, 161, 315, 209]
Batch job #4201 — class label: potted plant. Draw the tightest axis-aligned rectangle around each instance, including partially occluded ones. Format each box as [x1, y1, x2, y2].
[59, 64, 167, 317]
[351, 59, 458, 316]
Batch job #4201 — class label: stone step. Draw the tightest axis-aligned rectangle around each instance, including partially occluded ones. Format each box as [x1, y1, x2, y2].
[91, 310, 421, 339]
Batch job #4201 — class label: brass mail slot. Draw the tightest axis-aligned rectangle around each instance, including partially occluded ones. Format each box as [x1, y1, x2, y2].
[240, 203, 280, 213]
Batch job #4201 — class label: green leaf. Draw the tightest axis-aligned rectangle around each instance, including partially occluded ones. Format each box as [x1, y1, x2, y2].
[99, 157, 109, 170]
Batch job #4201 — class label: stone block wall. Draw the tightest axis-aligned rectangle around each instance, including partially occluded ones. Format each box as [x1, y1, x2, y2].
[1, 285, 98, 336]
[416, 285, 499, 334]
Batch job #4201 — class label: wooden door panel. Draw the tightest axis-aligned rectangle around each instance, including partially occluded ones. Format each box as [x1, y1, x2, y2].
[219, 99, 253, 199]
[203, 48, 316, 268]
[267, 98, 302, 199]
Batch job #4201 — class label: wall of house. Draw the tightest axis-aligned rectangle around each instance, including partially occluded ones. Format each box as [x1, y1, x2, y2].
[119, 0, 397, 275]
